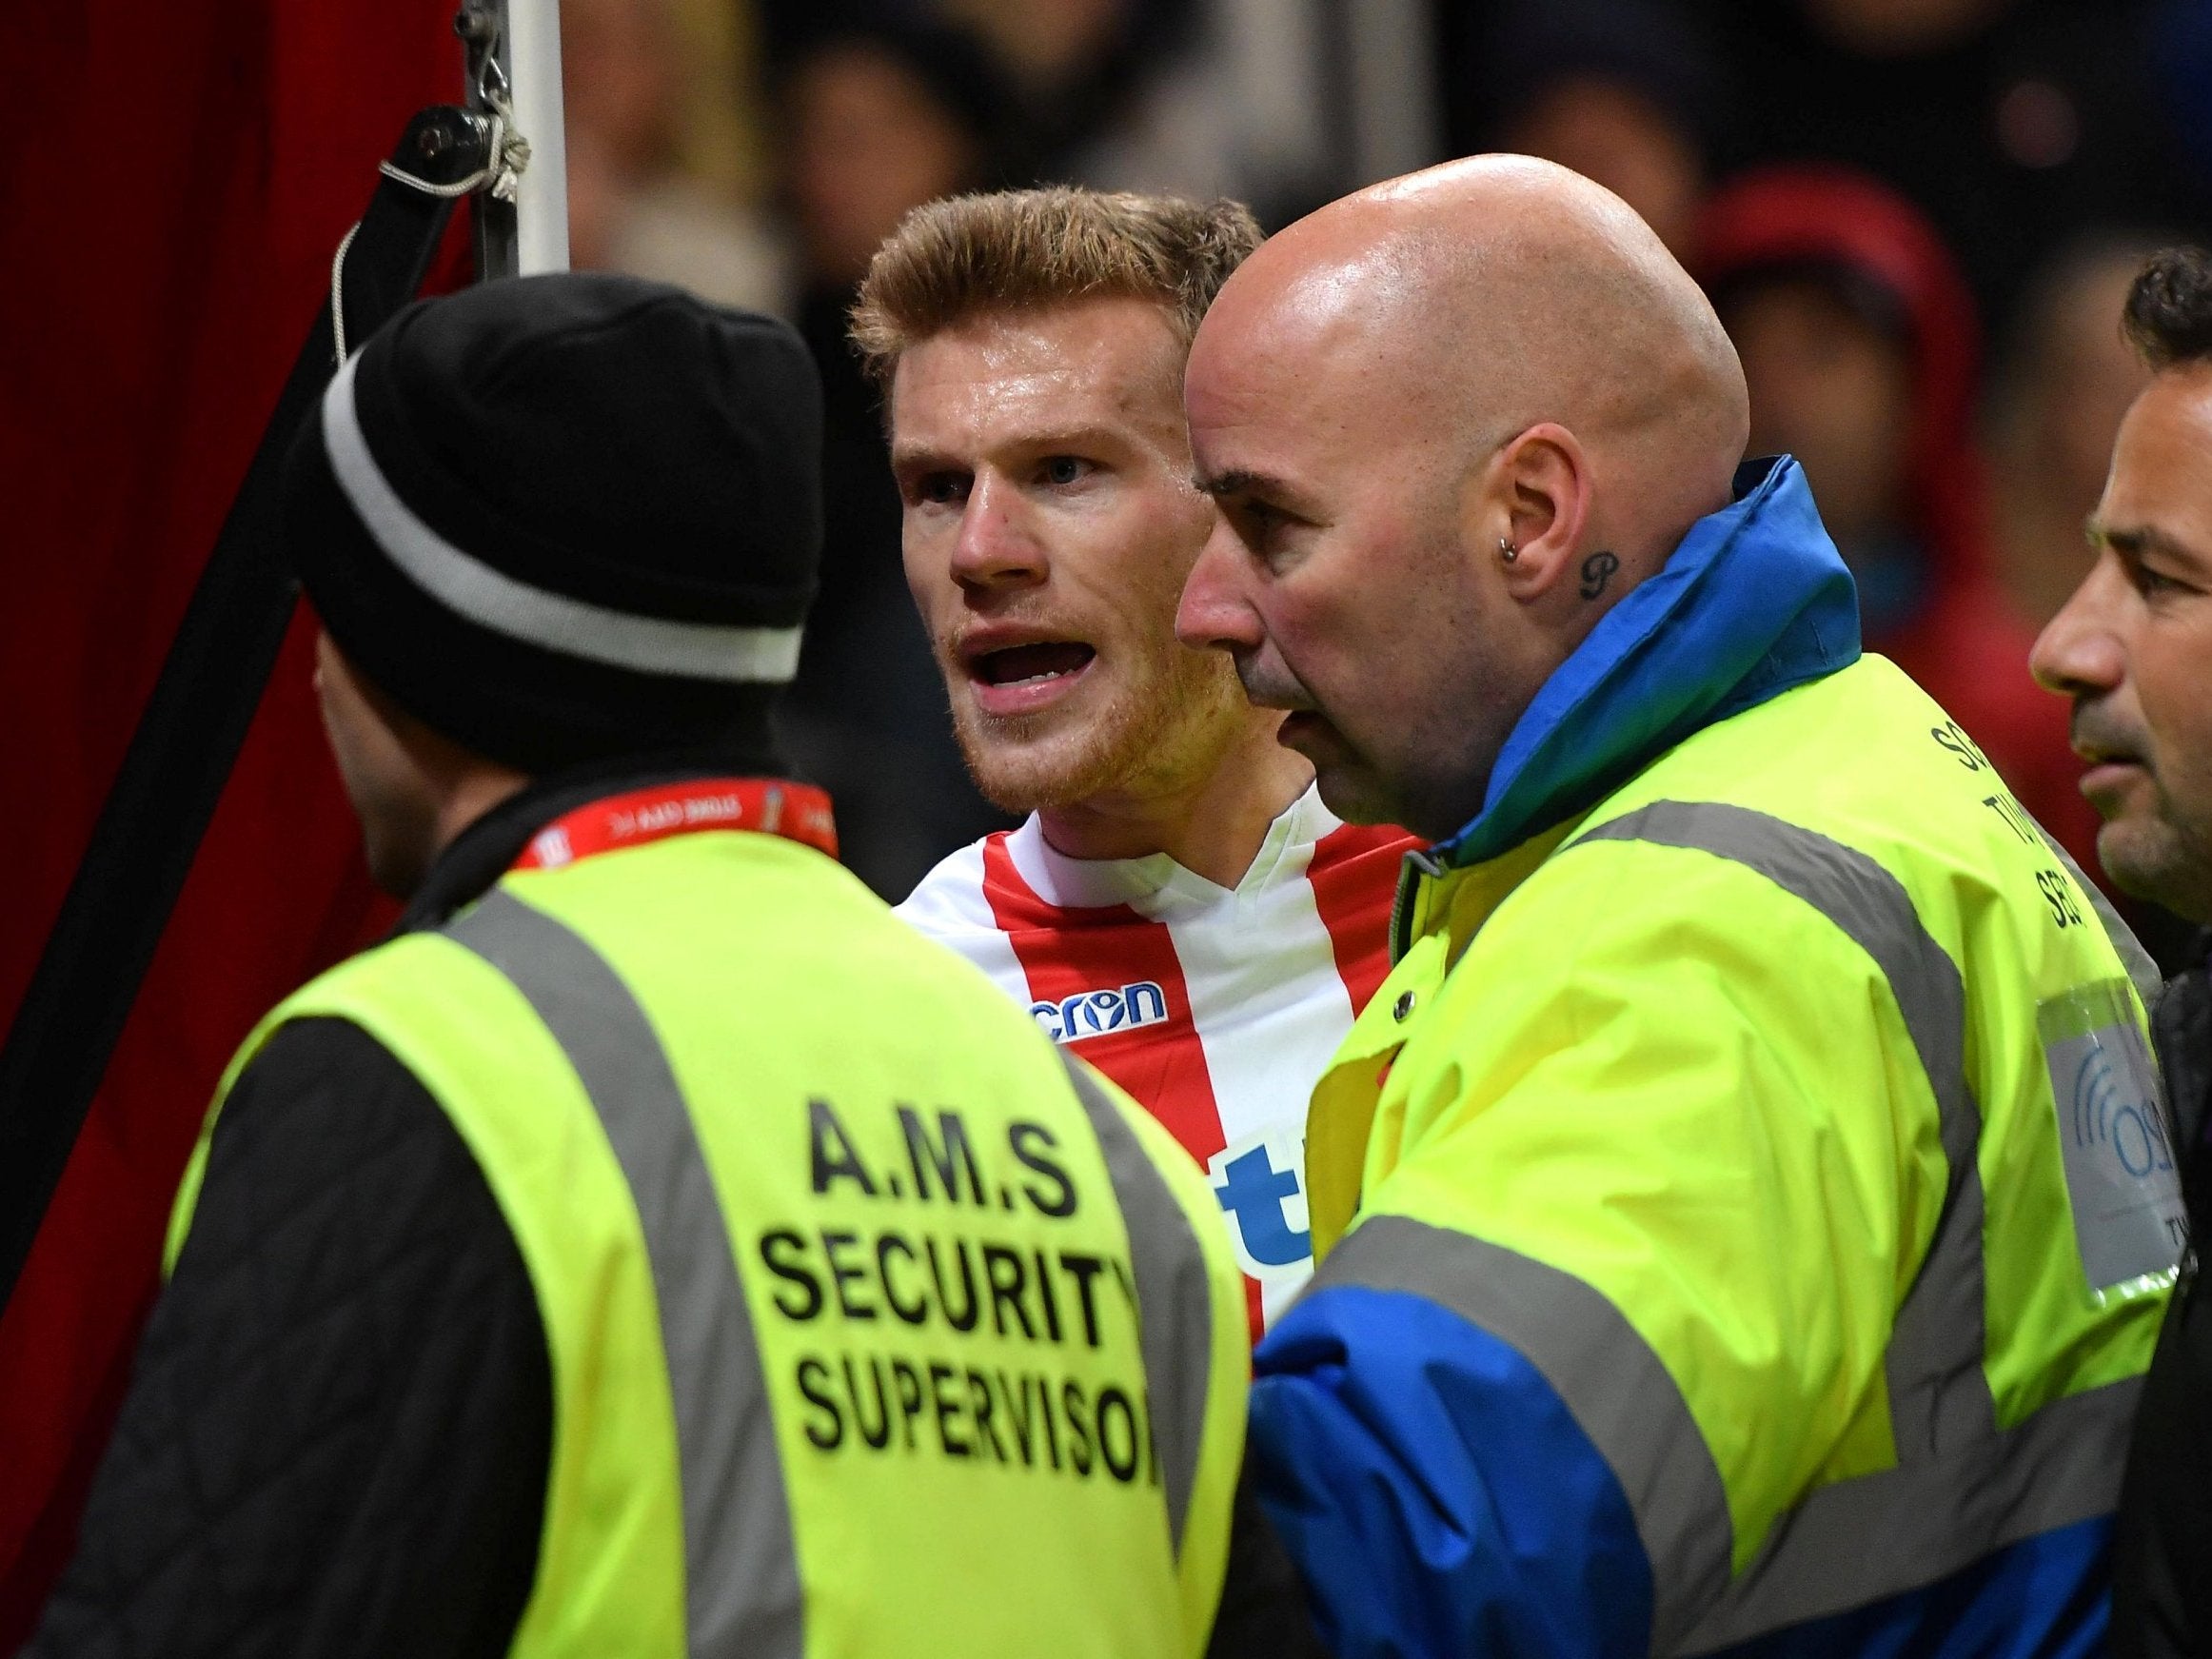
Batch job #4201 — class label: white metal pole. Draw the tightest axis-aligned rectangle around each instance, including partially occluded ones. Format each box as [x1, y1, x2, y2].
[505, 0, 570, 273]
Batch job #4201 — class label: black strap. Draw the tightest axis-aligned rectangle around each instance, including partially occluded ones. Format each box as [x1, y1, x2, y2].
[0, 106, 497, 1310]
[2155, 934, 2212, 1241]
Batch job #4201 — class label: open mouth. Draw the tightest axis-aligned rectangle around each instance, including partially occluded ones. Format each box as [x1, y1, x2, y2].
[969, 642, 1096, 686]
[959, 638, 1097, 717]
[1277, 708, 1343, 756]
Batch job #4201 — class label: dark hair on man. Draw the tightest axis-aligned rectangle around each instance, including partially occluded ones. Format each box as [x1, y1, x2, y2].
[2123, 247, 2212, 368]
[850, 187, 1262, 389]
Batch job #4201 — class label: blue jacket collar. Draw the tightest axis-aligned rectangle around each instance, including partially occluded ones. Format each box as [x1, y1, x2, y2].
[1432, 455, 1860, 869]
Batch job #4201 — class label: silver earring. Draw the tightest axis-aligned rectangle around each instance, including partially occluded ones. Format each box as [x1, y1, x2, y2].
[1499, 536, 1518, 563]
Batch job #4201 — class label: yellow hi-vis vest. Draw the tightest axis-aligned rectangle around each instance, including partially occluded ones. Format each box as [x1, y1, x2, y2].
[1302, 654, 2178, 1650]
[168, 828, 1248, 1658]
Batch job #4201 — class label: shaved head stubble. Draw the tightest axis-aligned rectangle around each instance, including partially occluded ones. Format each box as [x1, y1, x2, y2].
[1179, 155, 1751, 837]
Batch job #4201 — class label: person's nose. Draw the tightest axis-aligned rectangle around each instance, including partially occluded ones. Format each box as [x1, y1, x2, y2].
[949, 473, 1045, 592]
[2031, 553, 2128, 701]
[1176, 516, 1266, 654]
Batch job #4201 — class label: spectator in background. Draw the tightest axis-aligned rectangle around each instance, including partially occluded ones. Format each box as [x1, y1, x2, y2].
[1795, 0, 2014, 54]
[771, 21, 1019, 899]
[779, 22, 1012, 293]
[759, 0, 1430, 230]
[940, 0, 1345, 224]
[1686, 0, 2212, 341]
[563, 0, 789, 312]
[2150, 0, 2212, 191]
[1699, 163, 2086, 865]
[1989, 235, 2161, 629]
[941, 0, 1188, 174]
[1454, 0, 1721, 260]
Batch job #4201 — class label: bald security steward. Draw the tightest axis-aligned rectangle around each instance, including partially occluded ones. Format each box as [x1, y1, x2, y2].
[1177, 156, 2177, 1656]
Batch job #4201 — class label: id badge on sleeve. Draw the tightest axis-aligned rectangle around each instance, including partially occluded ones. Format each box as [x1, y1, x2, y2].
[2040, 978, 2186, 1300]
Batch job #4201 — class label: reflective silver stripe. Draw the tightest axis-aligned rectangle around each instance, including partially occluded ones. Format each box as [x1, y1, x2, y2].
[322, 354, 804, 683]
[1058, 1052, 1212, 1553]
[1580, 801, 1995, 1457]
[1577, 800, 2130, 1647]
[1678, 1378, 2139, 1652]
[448, 890, 800, 1659]
[1319, 1215, 1735, 1652]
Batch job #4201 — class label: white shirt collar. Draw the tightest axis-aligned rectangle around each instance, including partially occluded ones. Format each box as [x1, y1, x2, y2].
[1005, 783, 1342, 915]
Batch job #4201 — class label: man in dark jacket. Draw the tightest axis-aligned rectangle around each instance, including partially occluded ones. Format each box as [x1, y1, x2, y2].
[20, 272, 1311, 1659]
[2032, 246, 2212, 1656]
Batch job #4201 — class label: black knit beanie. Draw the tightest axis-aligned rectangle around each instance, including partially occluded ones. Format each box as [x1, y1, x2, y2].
[285, 271, 824, 773]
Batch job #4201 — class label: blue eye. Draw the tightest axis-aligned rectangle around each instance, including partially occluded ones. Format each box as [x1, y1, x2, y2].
[1043, 456, 1090, 486]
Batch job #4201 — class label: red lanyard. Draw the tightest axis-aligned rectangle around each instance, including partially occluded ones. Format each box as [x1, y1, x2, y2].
[511, 778, 839, 872]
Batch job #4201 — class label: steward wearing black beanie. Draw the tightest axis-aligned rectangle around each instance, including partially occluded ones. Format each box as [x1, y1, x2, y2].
[23, 272, 836, 1655]
[292, 271, 822, 780]
[25, 278, 1275, 1659]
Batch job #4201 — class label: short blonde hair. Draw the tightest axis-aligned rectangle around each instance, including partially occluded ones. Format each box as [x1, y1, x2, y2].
[849, 186, 1262, 388]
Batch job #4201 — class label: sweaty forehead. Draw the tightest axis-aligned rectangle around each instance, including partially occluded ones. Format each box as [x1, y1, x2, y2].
[1194, 251, 1385, 383]
[1186, 265, 1427, 475]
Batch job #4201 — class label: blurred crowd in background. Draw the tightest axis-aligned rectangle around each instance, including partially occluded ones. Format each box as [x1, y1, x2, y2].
[554, 0, 2212, 950]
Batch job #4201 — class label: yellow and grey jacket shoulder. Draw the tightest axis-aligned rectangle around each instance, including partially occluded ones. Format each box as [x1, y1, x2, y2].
[1253, 457, 2178, 1658]
[169, 827, 1249, 1659]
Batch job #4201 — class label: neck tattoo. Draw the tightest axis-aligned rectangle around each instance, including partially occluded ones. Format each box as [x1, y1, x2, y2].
[1579, 550, 1621, 601]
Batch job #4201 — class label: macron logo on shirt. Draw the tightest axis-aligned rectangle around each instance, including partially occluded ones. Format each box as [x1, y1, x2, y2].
[1031, 982, 1170, 1045]
[897, 803, 1414, 1336]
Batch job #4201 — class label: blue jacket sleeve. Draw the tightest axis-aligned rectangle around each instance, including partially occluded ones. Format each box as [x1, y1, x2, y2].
[1250, 1283, 1655, 1659]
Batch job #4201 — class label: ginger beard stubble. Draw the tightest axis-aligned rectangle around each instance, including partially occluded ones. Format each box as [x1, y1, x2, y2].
[945, 578, 1253, 817]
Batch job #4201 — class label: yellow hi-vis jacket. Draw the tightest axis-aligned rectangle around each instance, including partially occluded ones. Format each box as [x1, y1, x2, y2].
[1252, 458, 2178, 1658]
[170, 824, 1249, 1658]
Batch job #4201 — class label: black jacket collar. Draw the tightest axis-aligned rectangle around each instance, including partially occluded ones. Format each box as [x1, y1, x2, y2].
[392, 749, 786, 936]
[2153, 930, 2212, 1223]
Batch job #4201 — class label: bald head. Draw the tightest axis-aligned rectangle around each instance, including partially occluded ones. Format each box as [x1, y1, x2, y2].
[1196, 155, 1748, 564]
[1175, 156, 1752, 836]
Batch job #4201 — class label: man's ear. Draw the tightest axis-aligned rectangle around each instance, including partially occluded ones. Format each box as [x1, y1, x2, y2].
[1481, 422, 1592, 603]
[319, 629, 497, 786]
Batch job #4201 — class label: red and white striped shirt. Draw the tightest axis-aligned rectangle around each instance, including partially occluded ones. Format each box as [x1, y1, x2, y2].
[897, 786, 1415, 1340]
